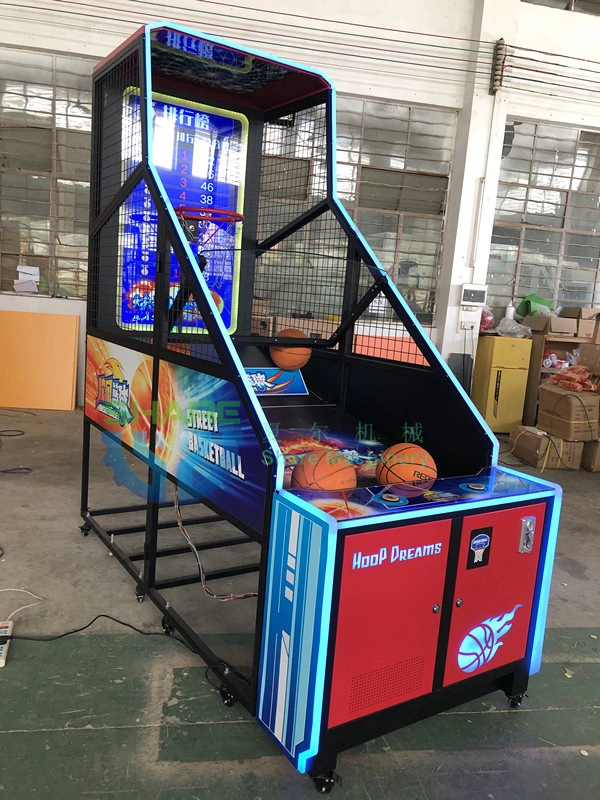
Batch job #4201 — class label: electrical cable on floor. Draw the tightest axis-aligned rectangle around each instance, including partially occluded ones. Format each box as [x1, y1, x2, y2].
[4, 611, 248, 680]
[0, 588, 44, 621]
[5, 612, 194, 650]
[174, 487, 258, 602]
[0, 604, 252, 690]
[0, 410, 33, 474]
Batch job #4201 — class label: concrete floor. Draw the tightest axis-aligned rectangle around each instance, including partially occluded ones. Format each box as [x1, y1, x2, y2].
[0, 408, 599, 800]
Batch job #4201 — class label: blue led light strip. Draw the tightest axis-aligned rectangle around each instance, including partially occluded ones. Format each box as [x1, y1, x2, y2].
[529, 491, 562, 675]
[142, 24, 284, 488]
[338, 489, 556, 530]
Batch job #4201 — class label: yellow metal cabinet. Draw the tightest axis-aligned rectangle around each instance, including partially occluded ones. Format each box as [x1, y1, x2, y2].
[471, 336, 532, 433]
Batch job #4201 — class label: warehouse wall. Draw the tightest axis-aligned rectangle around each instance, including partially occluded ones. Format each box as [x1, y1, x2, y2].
[2, 0, 600, 383]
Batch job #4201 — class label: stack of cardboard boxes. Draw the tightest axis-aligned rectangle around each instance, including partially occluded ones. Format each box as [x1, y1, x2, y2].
[511, 311, 600, 471]
[577, 338, 600, 471]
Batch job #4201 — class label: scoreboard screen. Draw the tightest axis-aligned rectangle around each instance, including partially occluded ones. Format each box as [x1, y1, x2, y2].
[118, 90, 248, 333]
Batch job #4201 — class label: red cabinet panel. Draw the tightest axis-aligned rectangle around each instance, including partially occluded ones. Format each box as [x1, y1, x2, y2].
[328, 519, 451, 729]
[443, 503, 545, 687]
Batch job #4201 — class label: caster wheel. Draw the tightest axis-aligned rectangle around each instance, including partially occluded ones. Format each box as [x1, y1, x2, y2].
[313, 773, 335, 794]
[508, 693, 525, 709]
[79, 523, 91, 537]
[219, 684, 235, 707]
[135, 586, 145, 603]
[162, 616, 174, 635]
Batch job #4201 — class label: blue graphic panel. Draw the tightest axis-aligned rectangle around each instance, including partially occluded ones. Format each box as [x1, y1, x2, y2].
[245, 367, 309, 396]
[257, 494, 336, 772]
[156, 361, 269, 534]
[119, 91, 247, 331]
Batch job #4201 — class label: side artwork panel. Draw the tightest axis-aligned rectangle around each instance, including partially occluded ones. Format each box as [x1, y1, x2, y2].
[257, 495, 336, 773]
[155, 361, 270, 534]
[85, 335, 153, 460]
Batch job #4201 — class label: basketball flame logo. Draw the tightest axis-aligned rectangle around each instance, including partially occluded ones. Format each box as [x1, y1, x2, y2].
[457, 604, 523, 674]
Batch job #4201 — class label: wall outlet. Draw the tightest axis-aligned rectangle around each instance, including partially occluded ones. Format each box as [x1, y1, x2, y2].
[457, 307, 480, 332]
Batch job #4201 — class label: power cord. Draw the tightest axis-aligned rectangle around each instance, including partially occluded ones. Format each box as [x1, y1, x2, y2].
[0, 408, 34, 474]
[0, 588, 44, 620]
[5, 612, 197, 654]
[174, 488, 258, 602]
[4, 612, 250, 682]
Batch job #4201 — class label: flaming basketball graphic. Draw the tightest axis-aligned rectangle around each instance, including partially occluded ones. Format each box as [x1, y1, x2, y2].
[457, 604, 523, 674]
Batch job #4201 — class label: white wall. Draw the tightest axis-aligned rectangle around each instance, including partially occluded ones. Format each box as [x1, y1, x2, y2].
[3, 0, 600, 382]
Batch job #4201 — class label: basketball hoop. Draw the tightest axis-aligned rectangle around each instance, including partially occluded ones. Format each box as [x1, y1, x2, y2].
[174, 206, 243, 248]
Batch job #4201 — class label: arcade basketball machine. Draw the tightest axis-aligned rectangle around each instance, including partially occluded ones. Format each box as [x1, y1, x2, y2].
[81, 22, 561, 792]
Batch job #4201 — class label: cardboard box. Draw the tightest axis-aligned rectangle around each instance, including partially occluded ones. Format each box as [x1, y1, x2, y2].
[537, 383, 600, 441]
[509, 425, 583, 470]
[559, 307, 600, 338]
[252, 299, 271, 315]
[250, 314, 274, 337]
[581, 440, 600, 472]
[578, 318, 596, 338]
[275, 316, 338, 339]
[578, 342, 600, 377]
[522, 315, 577, 336]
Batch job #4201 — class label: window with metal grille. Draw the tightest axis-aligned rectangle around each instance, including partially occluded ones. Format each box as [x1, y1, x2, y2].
[337, 97, 456, 324]
[488, 120, 600, 317]
[521, 0, 600, 17]
[0, 46, 93, 297]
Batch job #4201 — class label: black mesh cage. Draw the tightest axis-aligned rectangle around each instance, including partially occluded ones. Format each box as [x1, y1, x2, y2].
[256, 104, 329, 242]
[86, 23, 492, 480]
[88, 179, 156, 345]
[253, 210, 347, 324]
[91, 48, 142, 223]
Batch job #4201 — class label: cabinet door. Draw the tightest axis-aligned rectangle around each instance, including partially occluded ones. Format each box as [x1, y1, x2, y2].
[443, 503, 546, 687]
[328, 519, 451, 729]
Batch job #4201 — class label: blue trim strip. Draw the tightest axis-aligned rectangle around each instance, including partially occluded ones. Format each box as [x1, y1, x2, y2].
[499, 464, 562, 491]
[528, 491, 562, 675]
[339, 488, 556, 530]
[142, 21, 497, 466]
[257, 494, 337, 772]
[142, 31, 284, 488]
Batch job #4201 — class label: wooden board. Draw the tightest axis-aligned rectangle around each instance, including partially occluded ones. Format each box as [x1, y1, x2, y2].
[0, 310, 79, 410]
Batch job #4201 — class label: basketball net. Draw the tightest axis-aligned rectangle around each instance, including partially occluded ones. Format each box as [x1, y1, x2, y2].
[175, 207, 243, 250]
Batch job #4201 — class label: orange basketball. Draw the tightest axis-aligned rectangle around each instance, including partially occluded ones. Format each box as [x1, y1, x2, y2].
[270, 328, 311, 371]
[376, 443, 437, 497]
[291, 449, 357, 491]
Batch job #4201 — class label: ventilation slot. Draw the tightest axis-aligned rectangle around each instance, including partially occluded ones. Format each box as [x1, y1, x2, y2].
[349, 654, 426, 714]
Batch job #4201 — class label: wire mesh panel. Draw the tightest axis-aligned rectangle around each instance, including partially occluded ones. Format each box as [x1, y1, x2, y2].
[91, 49, 141, 222]
[253, 209, 347, 325]
[88, 179, 155, 343]
[353, 264, 429, 365]
[164, 242, 223, 366]
[256, 104, 329, 242]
